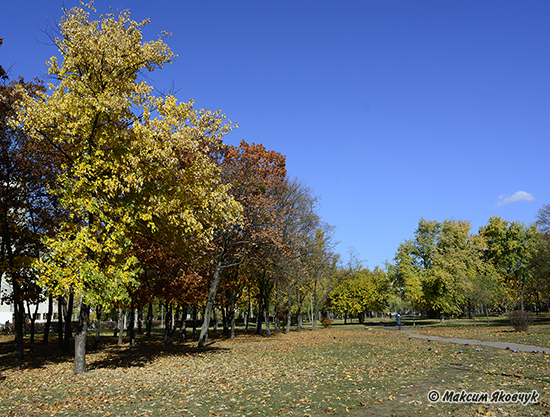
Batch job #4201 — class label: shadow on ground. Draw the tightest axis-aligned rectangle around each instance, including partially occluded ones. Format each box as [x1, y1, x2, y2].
[0, 331, 233, 373]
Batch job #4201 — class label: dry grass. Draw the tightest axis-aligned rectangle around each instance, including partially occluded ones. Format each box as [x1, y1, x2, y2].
[0, 325, 549, 416]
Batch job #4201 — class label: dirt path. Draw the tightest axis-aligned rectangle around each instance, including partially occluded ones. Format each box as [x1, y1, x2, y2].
[385, 326, 550, 353]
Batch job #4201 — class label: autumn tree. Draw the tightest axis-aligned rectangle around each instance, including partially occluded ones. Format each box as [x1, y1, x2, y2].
[0, 62, 55, 368]
[269, 177, 322, 334]
[329, 266, 391, 322]
[390, 218, 499, 322]
[479, 216, 538, 311]
[386, 239, 425, 324]
[532, 204, 550, 310]
[15, 5, 239, 373]
[198, 140, 286, 346]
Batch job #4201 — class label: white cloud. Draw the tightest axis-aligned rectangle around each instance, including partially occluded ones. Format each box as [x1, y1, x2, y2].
[495, 191, 535, 207]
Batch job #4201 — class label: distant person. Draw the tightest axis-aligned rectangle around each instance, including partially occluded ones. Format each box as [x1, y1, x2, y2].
[397, 313, 402, 330]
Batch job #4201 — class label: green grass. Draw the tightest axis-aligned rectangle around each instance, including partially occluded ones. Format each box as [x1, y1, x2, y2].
[0, 324, 549, 416]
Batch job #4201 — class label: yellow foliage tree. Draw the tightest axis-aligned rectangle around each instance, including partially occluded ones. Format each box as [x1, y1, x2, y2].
[15, 4, 240, 373]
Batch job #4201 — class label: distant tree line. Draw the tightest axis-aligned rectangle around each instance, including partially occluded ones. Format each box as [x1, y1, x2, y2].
[386, 214, 550, 322]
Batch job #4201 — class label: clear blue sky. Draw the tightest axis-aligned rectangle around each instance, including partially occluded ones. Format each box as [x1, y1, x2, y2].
[2, 1, 549, 269]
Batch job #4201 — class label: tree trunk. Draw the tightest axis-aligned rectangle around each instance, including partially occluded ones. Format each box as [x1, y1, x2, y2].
[222, 304, 229, 338]
[94, 306, 102, 349]
[244, 295, 251, 334]
[113, 308, 118, 338]
[43, 295, 53, 345]
[57, 296, 64, 350]
[265, 298, 271, 338]
[64, 292, 74, 352]
[74, 302, 89, 374]
[179, 305, 187, 342]
[286, 283, 293, 335]
[2, 208, 23, 369]
[198, 261, 223, 348]
[213, 306, 219, 332]
[192, 306, 197, 341]
[28, 301, 39, 352]
[13, 290, 24, 370]
[137, 307, 143, 335]
[117, 309, 124, 345]
[129, 302, 135, 348]
[256, 301, 263, 335]
[146, 302, 153, 339]
[168, 305, 178, 345]
[312, 280, 318, 331]
[164, 303, 172, 344]
[230, 290, 237, 339]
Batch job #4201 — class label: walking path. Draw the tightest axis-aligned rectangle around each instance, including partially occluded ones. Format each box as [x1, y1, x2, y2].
[381, 325, 550, 353]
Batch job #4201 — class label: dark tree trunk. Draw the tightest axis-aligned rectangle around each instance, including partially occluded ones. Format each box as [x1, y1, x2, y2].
[178, 305, 187, 342]
[2, 206, 23, 369]
[43, 295, 53, 345]
[192, 306, 197, 341]
[222, 304, 230, 338]
[57, 296, 64, 349]
[230, 289, 237, 339]
[117, 309, 124, 345]
[244, 294, 251, 334]
[286, 283, 293, 334]
[74, 302, 89, 374]
[264, 291, 271, 337]
[168, 305, 179, 345]
[13, 289, 24, 369]
[255, 302, 263, 335]
[63, 292, 74, 352]
[164, 303, 172, 345]
[146, 302, 153, 339]
[93, 306, 102, 349]
[27, 301, 39, 352]
[113, 308, 119, 338]
[137, 307, 143, 335]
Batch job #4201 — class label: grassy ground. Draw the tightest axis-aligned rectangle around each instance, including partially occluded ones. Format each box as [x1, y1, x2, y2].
[0, 323, 549, 416]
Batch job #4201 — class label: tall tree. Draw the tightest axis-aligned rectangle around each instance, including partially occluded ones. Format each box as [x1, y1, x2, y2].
[1, 64, 52, 368]
[16, 5, 239, 373]
[480, 216, 538, 311]
[390, 218, 495, 321]
[198, 140, 286, 346]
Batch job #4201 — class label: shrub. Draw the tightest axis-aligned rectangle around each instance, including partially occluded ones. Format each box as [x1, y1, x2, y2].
[508, 310, 534, 332]
[321, 317, 333, 328]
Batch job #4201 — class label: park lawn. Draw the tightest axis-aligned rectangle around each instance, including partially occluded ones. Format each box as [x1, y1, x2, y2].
[0, 326, 548, 416]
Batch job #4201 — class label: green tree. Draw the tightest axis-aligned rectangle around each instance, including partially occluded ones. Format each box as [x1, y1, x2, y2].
[479, 216, 538, 311]
[329, 266, 391, 322]
[386, 239, 425, 324]
[390, 218, 498, 321]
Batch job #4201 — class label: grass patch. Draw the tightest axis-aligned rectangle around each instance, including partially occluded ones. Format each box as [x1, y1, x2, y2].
[0, 326, 549, 416]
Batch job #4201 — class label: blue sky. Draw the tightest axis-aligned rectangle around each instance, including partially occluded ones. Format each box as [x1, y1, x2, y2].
[2, 1, 549, 269]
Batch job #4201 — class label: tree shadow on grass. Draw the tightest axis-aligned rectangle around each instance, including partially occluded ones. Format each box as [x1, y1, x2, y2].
[0, 332, 230, 373]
